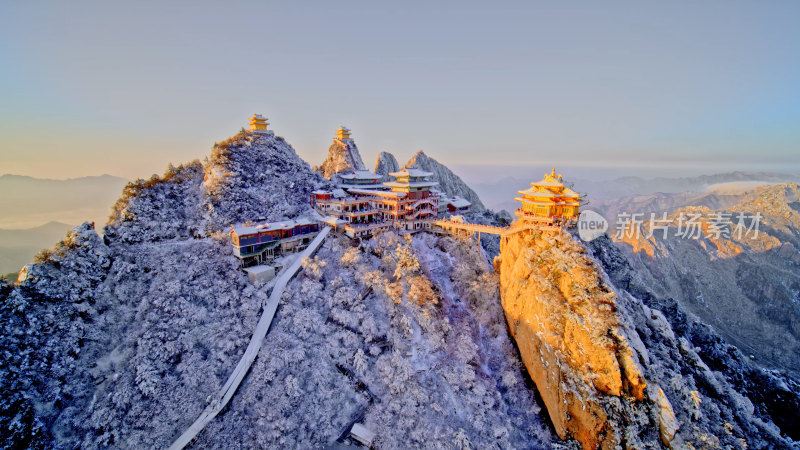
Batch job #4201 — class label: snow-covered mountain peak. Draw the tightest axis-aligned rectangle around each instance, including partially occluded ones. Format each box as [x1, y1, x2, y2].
[404, 150, 486, 211]
[374, 151, 400, 182]
[318, 131, 368, 180]
[204, 130, 328, 229]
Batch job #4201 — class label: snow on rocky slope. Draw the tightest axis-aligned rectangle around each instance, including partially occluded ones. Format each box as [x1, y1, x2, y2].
[405, 150, 486, 212]
[498, 227, 799, 448]
[0, 129, 555, 448]
[317, 135, 367, 180]
[190, 232, 554, 448]
[374, 151, 400, 182]
[105, 130, 328, 246]
[203, 130, 328, 229]
[1, 221, 263, 448]
[590, 232, 800, 445]
[2, 125, 798, 449]
[605, 183, 800, 378]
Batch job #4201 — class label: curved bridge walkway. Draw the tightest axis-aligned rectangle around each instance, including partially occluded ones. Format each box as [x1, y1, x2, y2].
[433, 219, 562, 237]
[169, 226, 331, 450]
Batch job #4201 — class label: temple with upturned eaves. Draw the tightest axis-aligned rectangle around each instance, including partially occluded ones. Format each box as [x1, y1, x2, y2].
[311, 166, 442, 238]
[309, 126, 472, 238]
[515, 168, 580, 223]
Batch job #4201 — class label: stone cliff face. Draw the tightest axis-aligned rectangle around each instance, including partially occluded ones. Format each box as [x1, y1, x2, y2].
[497, 228, 796, 449]
[318, 139, 367, 180]
[374, 151, 400, 182]
[497, 229, 652, 448]
[404, 150, 486, 211]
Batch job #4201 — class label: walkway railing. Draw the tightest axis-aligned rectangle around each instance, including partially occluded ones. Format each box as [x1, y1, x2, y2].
[434, 219, 564, 236]
[434, 219, 509, 235]
[513, 209, 561, 223]
[168, 226, 331, 450]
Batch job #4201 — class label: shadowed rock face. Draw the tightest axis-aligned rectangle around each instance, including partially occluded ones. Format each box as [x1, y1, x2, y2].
[404, 150, 486, 211]
[374, 151, 400, 182]
[497, 228, 798, 449]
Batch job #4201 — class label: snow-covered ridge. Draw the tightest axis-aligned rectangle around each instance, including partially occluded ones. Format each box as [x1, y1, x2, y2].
[204, 131, 328, 229]
[404, 150, 486, 212]
[104, 130, 327, 244]
[318, 137, 367, 180]
[0, 127, 550, 448]
[2, 123, 798, 448]
[374, 151, 400, 182]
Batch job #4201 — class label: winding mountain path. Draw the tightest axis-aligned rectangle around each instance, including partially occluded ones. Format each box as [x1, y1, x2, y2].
[169, 226, 331, 450]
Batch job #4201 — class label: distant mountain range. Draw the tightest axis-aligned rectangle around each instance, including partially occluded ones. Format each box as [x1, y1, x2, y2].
[0, 221, 74, 276]
[0, 174, 129, 276]
[474, 171, 800, 212]
[0, 174, 129, 229]
[602, 182, 800, 379]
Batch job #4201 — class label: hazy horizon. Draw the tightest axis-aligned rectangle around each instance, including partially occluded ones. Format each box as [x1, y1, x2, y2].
[3, 160, 800, 185]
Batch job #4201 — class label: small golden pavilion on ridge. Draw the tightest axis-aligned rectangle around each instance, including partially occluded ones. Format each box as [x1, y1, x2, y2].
[515, 169, 581, 222]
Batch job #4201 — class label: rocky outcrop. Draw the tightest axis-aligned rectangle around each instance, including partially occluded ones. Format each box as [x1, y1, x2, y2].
[203, 130, 328, 230]
[404, 151, 486, 211]
[497, 229, 652, 448]
[318, 138, 366, 179]
[0, 127, 556, 449]
[374, 151, 400, 182]
[497, 228, 797, 448]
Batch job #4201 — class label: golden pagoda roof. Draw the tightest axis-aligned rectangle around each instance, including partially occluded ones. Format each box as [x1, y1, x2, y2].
[249, 115, 268, 126]
[390, 167, 433, 178]
[514, 197, 556, 206]
[531, 168, 564, 188]
[517, 188, 555, 197]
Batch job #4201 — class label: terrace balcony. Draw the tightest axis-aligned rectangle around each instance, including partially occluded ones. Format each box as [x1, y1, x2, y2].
[341, 208, 380, 217]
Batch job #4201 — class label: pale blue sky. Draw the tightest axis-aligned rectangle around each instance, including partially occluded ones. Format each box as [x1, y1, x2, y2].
[1, 1, 799, 180]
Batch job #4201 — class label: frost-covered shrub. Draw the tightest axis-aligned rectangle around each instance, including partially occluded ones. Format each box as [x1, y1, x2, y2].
[0, 128, 558, 449]
[105, 161, 205, 244]
[407, 274, 437, 306]
[185, 232, 552, 448]
[302, 256, 327, 281]
[203, 132, 329, 230]
[23, 222, 110, 303]
[340, 247, 362, 268]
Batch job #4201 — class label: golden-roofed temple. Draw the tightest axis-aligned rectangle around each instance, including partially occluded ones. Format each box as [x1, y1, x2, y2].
[249, 114, 269, 132]
[515, 168, 580, 222]
[336, 126, 351, 140]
